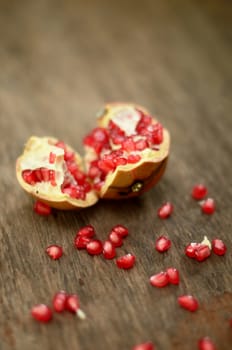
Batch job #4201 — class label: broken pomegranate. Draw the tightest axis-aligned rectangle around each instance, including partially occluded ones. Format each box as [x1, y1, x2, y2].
[16, 103, 170, 209]
[16, 136, 98, 210]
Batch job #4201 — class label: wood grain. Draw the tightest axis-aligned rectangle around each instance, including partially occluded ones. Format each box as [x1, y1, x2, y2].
[0, 0, 232, 349]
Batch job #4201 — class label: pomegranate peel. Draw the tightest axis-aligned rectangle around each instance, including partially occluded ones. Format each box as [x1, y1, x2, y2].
[16, 136, 98, 210]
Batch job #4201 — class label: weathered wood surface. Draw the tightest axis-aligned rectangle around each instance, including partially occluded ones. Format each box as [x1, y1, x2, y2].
[0, 0, 231, 349]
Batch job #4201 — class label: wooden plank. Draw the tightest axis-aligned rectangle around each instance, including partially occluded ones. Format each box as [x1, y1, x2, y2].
[0, 0, 231, 349]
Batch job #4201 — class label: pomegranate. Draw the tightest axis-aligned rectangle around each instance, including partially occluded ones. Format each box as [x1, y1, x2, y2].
[16, 103, 170, 208]
[16, 136, 98, 209]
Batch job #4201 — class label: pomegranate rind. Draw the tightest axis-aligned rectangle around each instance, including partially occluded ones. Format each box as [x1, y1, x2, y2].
[16, 136, 98, 210]
[94, 103, 170, 199]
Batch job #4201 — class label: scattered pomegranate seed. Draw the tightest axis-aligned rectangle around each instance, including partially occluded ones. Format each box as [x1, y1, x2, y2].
[46, 245, 63, 260]
[53, 291, 68, 312]
[86, 239, 103, 255]
[201, 198, 216, 215]
[150, 271, 169, 288]
[103, 240, 116, 259]
[178, 295, 199, 312]
[198, 337, 217, 350]
[65, 294, 86, 320]
[192, 184, 208, 200]
[116, 254, 136, 269]
[155, 235, 171, 252]
[185, 236, 212, 262]
[166, 267, 180, 285]
[157, 202, 173, 219]
[111, 224, 129, 238]
[195, 245, 211, 262]
[212, 239, 227, 256]
[76, 225, 95, 238]
[74, 236, 91, 249]
[132, 342, 155, 350]
[31, 304, 53, 323]
[109, 230, 123, 247]
[34, 201, 52, 216]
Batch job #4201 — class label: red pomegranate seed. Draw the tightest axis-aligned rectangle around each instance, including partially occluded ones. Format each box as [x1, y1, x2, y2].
[46, 245, 63, 260]
[195, 245, 211, 262]
[166, 267, 180, 285]
[103, 240, 116, 259]
[192, 184, 208, 200]
[65, 294, 86, 320]
[111, 224, 129, 238]
[201, 198, 216, 215]
[31, 304, 53, 323]
[150, 271, 169, 288]
[135, 139, 149, 151]
[198, 337, 217, 350]
[53, 291, 68, 312]
[86, 239, 103, 255]
[157, 202, 173, 219]
[116, 254, 136, 269]
[22, 169, 37, 185]
[41, 167, 50, 182]
[155, 236, 171, 252]
[212, 239, 227, 256]
[178, 295, 199, 312]
[55, 141, 67, 150]
[133, 342, 155, 350]
[34, 201, 52, 216]
[49, 152, 56, 164]
[185, 243, 199, 258]
[127, 154, 141, 163]
[109, 230, 123, 247]
[74, 236, 91, 249]
[76, 225, 95, 238]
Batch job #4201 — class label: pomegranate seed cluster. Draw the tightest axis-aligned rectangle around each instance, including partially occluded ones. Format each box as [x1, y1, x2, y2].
[74, 224, 136, 269]
[31, 290, 86, 323]
[84, 109, 164, 190]
[22, 140, 92, 201]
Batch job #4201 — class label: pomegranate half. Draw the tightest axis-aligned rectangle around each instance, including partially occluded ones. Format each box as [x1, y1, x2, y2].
[16, 103, 170, 209]
[84, 103, 170, 199]
[16, 136, 98, 210]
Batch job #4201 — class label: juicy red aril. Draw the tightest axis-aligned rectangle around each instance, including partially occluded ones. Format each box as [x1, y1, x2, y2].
[121, 138, 136, 152]
[86, 240, 103, 255]
[49, 152, 56, 164]
[192, 184, 208, 200]
[46, 245, 63, 260]
[109, 230, 123, 247]
[212, 239, 227, 256]
[53, 291, 68, 312]
[111, 224, 129, 238]
[178, 295, 199, 312]
[83, 127, 109, 154]
[157, 202, 173, 219]
[31, 304, 53, 323]
[127, 154, 141, 163]
[198, 337, 217, 350]
[74, 236, 91, 249]
[22, 170, 37, 185]
[185, 243, 199, 258]
[133, 342, 155, 350]
[195, 244, 211, 262]
[135, 139, 149, 151]
[150, 272, 169, 288]
[103, 240, 116, 259]
[65, 294, 80, 313]
[155, 235, 171, 252]
[55, 141, 67, 150]
[166, 267, 180, 285]
[76, 225, 95, 238]
[116, 254, 136, 269]
[201, 198, 216, 215]
[34, 201, 52, 216]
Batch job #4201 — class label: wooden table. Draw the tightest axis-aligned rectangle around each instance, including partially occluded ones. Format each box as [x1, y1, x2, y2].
[0, 0, 231, 349]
